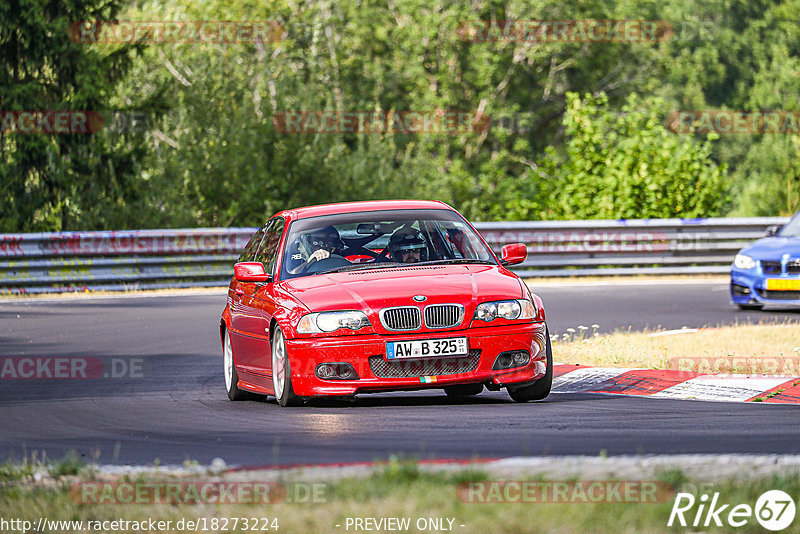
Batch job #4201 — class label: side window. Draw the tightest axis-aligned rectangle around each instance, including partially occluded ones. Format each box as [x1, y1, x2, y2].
[254, 217, 285, 275]
[238, 226, 267, 262]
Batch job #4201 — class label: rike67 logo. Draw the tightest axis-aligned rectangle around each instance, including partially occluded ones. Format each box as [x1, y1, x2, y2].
[668, 490, 796, 531]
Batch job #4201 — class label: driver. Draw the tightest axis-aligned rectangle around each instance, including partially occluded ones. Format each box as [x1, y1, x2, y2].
[388, 228, 428, 263]
[290, 225, 345, 272]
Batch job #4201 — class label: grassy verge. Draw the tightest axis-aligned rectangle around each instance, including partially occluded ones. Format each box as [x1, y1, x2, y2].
[1, 457, 799, 533]
[552, 322, 800, 373]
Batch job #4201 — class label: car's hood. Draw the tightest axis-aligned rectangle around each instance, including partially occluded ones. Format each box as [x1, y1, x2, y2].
[279, 264, 524, 313]
[740, 236, 800, 260]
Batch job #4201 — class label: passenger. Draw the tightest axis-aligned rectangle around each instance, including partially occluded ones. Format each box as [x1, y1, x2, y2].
[388, 228, 428, 263]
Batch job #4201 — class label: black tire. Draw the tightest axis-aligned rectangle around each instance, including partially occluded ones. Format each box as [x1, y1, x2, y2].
[444, 384, 484, 397]
[223, 327, 249, 401]
[272, 327, 302, 407]
[508, 329, 553, 402]
[736, 303, 764, 311]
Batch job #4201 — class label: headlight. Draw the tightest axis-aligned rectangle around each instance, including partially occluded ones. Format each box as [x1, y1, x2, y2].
[474, 299, 536, 322]
[734, 254, 755, 270]
[297, 311, 371, 333]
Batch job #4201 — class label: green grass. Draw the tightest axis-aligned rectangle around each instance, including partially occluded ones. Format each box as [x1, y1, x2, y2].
[2, 455, 800, 533]
[0, 451, 89, 483]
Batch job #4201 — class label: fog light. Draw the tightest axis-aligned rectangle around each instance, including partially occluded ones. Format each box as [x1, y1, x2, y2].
[492, 350, 530, 370]
[315, 363, 359, 380]
[316, 364, 335, 379]
[731, 283, 751, 297]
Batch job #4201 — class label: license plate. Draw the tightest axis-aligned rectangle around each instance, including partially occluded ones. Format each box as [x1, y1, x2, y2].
[386, 337, 468, 360]
[766, 278, 800, 290]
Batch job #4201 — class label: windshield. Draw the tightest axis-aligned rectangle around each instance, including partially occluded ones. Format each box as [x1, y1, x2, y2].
[279, 208, 496, 280]
[778, 212, 800, 237]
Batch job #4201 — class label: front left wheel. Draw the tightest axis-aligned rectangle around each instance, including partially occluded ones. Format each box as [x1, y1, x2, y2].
[272, 327, 302, 407]
[507, 329, 553, 402]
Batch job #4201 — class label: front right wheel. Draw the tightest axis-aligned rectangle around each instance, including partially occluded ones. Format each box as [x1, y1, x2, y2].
[508, 329, 553, 402]
[271, 326, 302, 407]
[224, 327, 248, 401]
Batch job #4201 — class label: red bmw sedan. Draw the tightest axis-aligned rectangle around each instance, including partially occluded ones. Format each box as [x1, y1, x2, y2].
[220, 200, 552, 406]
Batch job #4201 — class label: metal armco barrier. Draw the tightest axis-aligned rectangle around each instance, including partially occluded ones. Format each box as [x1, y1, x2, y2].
[0, 229, 254, 294]
[476, 216, 789, 277]
[0, 217, 789, 294]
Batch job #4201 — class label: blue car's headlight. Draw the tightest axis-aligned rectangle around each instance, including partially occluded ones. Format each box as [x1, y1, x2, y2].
[474, 299, 536, 322]
[734, 254, 756, 270]
[297, 311, 371, 333]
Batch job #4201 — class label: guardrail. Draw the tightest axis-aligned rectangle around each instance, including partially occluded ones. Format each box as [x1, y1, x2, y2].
[0, 217, 789, 294]
[477, 216, 789, 277]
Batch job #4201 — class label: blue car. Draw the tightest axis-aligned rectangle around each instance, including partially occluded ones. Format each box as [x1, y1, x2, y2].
[730, 212, 800, 310]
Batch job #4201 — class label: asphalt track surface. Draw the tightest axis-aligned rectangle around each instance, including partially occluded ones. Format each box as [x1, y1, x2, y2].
[1, 280, 798, 466]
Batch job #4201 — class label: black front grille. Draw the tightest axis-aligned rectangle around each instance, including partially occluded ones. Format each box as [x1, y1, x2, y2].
[368, 350, 481, 378]
[761, 261, 782, 274]
[380, 307, 421, 331]
[757, 290, 800, 300]
[424, 304, 463, 329]
[788, 261, 800, 274]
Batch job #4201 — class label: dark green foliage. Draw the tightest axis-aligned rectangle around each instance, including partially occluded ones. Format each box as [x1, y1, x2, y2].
[539, 92, 729, 219]
[0, 0, 169, 231]
[1, 0, 797, 231]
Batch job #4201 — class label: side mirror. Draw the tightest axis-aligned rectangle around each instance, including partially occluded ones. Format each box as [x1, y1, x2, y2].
[766, 225, 782, 237]
[500, 243, 527, 266]
[234, 262, 272, 283]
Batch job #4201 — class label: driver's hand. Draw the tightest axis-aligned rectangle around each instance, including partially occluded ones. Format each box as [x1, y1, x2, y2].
[308, 249, 331, 262]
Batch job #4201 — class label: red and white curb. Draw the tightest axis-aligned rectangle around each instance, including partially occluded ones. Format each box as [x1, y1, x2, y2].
[552, 364, 800, 404]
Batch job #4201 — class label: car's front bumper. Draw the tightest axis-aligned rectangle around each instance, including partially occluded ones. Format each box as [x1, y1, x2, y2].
[284, 322, 548, 397]
[730, 268, 800, 306]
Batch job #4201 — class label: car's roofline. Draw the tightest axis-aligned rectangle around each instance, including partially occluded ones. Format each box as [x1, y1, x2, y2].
[274, 200, 455, 221]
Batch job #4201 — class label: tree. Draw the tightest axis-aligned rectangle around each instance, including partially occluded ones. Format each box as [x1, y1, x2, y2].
[0, 0, 159, 231]
[538, 92, 728, 219]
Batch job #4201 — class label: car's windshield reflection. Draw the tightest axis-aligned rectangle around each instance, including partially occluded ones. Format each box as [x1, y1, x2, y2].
[280, 209, 496, 279]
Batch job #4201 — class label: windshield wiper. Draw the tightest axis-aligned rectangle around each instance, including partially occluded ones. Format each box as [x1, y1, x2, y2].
[318, 259, 495, 275]
[317, 262, 405, 275]
[417, 259, 497, 266]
